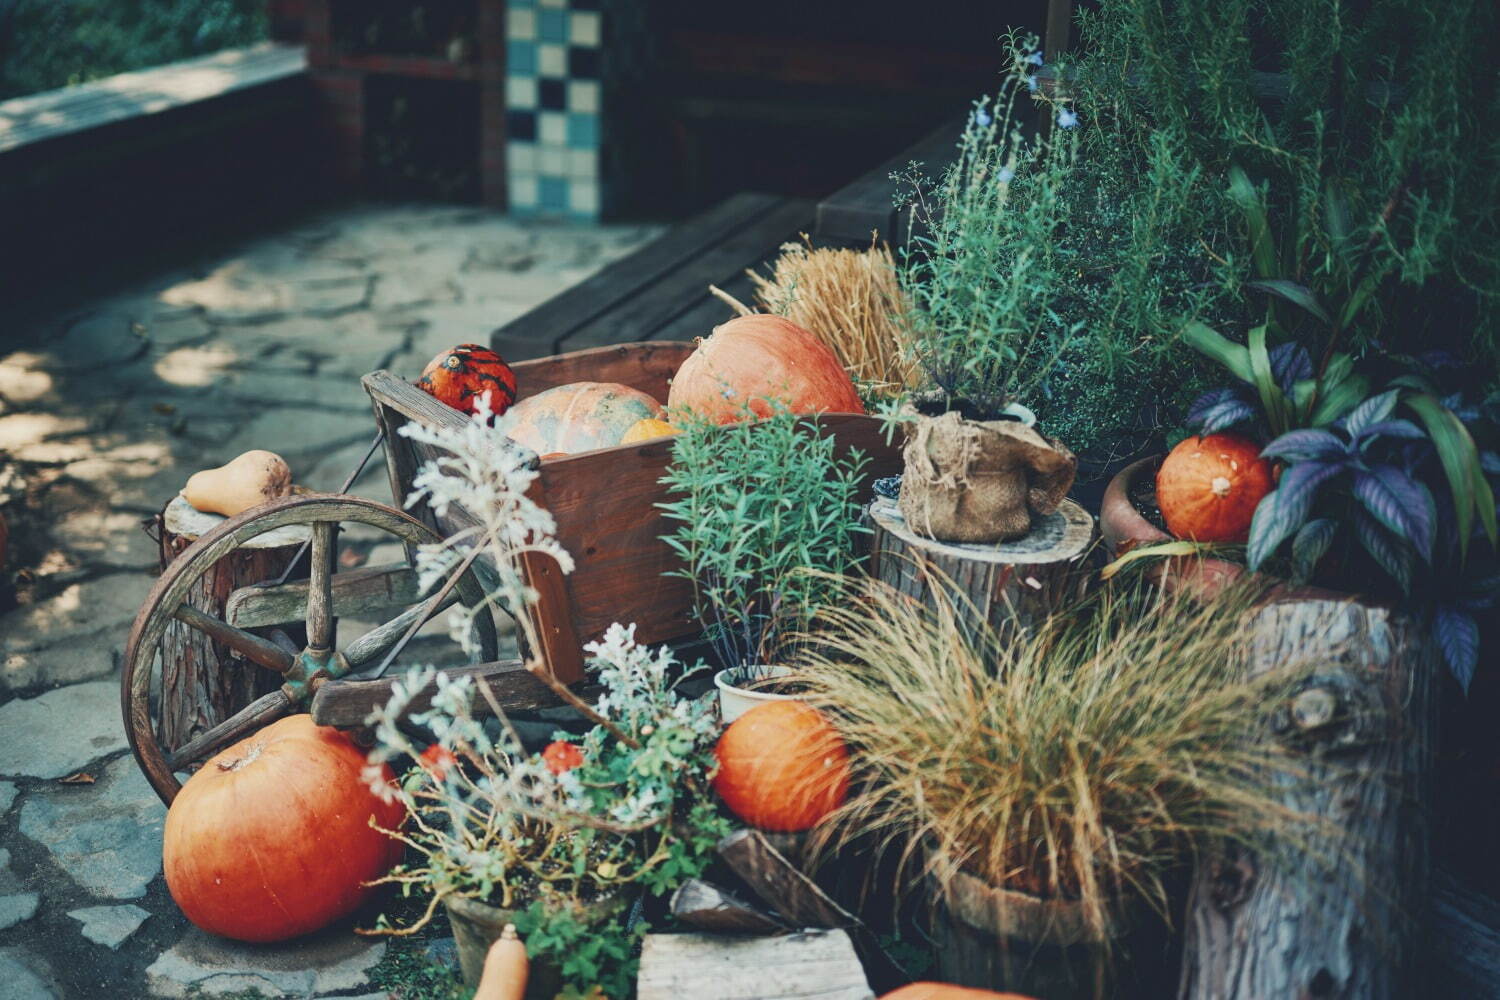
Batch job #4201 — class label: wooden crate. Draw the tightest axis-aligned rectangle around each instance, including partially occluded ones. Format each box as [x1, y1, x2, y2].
[362, 341, 902, 685]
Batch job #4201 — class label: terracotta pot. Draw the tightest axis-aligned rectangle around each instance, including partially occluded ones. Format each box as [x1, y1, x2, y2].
[1099, 456, 1246, 599]
[445, 891, 630, 995]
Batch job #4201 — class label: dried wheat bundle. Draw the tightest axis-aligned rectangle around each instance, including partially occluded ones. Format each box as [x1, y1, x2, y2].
[746, 238, 917, 395]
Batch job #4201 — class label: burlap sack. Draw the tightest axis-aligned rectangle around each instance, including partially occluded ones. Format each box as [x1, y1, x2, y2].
[899, 411, 1077, 543]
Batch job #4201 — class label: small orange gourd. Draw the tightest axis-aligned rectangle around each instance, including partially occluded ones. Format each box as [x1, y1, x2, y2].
[473, 923, 529, 1000]
[881, 984, 1039, 1000]
[713, 701, 849, 832]
[1156, 433, 1274, 544]
[620, 417, 679, 443]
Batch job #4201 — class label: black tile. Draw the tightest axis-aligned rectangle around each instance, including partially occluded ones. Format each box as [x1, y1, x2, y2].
[539, 77, 567, 110]
[572, 0, 599, 8]
[506, 110, 537, 141]
[568, 46, 600, 79]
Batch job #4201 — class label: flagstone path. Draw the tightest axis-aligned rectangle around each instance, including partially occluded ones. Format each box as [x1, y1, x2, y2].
[0, 202, 660, 997]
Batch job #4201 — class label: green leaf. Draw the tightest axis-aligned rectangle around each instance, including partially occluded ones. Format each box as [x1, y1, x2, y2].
[1228, 166, 1278, 279]
[1406, 393, 1496, 559]
[1308, 373, 1370, 426]
[1248, 325, 1291, 435]
[1247, 279, 1332, 324]
[1181, 320, 1254, 383]
[1337, 267, 1385, 330]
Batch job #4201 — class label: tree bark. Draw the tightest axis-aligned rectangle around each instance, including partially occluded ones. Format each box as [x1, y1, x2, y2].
[154, 496, 307, 752]
[866, 495, 1094, 639]
[1178, 597, 1437, 1000]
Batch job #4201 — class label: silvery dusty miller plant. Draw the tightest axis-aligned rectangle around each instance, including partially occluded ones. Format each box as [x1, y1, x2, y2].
[659, 402, 870, 673]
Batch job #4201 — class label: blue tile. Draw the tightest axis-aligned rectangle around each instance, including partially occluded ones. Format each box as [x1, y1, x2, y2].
[506, 40, 536, 76]
[539, 176, 569, 211]
[510, 0, 536, 6]
[566, 112, 599, 149]
[538, 8, 567, 43]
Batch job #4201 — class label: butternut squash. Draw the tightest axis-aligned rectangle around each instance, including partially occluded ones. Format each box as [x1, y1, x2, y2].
[474, 923, 529, 1000]
[182, 450, 292, 518]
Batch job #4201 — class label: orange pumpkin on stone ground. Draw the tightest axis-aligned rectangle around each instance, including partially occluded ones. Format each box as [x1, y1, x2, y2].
[1156, 432, 1275, 544]
[713, 701, 850, 832]
[416, 344, 519, 417]
[163, 715, 405, 942]
[499, 381, 664, 456]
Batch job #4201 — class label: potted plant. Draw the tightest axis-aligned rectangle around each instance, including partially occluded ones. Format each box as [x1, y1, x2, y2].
[358, 395, 729, 997]
[658, 402, 870, 722]
[796, 576, 1318, 1000]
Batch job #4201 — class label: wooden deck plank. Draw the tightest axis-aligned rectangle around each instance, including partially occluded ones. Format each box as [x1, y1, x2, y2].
[490, 192, 789, 361]
[814, 117, 962, 247]
[0, 42, 307, 154]
[556, 195, 814, 352]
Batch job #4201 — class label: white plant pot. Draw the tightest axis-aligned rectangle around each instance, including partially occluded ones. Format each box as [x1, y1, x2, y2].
[714, 665, 800, 724]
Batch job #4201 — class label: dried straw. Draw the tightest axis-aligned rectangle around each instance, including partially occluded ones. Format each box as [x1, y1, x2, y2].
[742, 237, 917, 396]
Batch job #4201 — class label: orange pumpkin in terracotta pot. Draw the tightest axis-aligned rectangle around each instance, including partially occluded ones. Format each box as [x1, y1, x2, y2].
[1155, 432, 1274, 543]
[667, 314, 863, 423]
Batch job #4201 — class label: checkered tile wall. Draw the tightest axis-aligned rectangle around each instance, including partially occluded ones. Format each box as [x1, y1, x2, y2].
[504, 0, 603, 218]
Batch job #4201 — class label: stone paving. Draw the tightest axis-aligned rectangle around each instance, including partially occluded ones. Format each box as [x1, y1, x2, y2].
[0, 202, 660, 997]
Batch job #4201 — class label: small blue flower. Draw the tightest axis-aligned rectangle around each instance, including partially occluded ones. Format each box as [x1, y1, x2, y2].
[1056, 108, 1079, 129]
[1027, 51, 1045, 67]
[997, 166, 1015, 184]
[1026, 75, 1039, 93]
[974, 107, 992, 128]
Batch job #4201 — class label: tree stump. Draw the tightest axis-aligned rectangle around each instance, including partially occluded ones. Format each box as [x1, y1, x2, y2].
[866, 495, 1094, 639]
[154, 495, 310, 752]
[1178, 597, 1438, 1000]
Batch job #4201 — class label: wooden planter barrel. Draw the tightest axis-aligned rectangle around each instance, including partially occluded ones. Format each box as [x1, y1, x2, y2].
[867, 494, 1094, 641]
[153, 495, 308, 751]
[363, 341, 904, 684]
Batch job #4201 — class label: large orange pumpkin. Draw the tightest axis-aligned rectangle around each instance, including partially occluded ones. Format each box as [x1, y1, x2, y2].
[1156, 433, 1275, 544]
[667, 314, 864, 423]
[713, 701, 849, 832]
[163, 715, 405, 942]
[500, 381, 664, 456]
[416, 344, 519, 417]
[881, 985, 1039, 1000]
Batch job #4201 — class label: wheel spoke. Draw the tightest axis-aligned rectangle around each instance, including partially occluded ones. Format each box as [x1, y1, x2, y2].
[266, 628, 300, 656]
[172, 605, 295, 674]
[344, 591, 463, 668]
[307, 521, 335, 652]
[367, 544, 485, 679]
[165, 690, 293, 771]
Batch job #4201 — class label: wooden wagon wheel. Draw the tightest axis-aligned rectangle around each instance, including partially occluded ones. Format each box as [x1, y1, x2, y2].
[122, 493, 499, 805]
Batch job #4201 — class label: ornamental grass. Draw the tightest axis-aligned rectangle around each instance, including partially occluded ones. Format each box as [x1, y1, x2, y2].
[797, 574, 1326, 943]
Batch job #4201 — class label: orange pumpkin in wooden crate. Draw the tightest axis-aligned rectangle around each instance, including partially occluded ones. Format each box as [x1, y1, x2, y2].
[163, 715, 405, 942]
[1156, 433, 1274, 543]
[499, 381, 664, 456]
[416, 344, 519, 417]
[713, 701, 850, 832]
[668, 314, 864, 423]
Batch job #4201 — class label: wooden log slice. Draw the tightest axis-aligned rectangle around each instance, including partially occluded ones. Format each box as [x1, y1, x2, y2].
[155, 495, 309, 752]
[1177, 598, 1438, 1000]
[866, 495, 1094, 640]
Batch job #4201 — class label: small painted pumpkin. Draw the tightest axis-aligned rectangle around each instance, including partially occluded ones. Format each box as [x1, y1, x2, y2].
[1156, 433, 1275, 544]
[416, 344, 518, 417]
[163, 715, 405, 942]
[713, 701, 849, 832]
[499, 381, 664, 456]
[620, 418, 680, 444]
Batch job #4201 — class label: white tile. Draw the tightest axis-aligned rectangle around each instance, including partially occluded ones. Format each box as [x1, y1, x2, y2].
[506, 8, 536, 40]
[511, 175, 539, 209]
[537, 43, 567, 76]
[506, 76, 538, 109]
[568, 149, 598, 178]
[539, 145, 568, 175]
[566, 79, 600, 114]
[569, 180, 599, 215]
[538, 111, 567, 145]
[569, 11, 602, 46]
[507, 142, 538, 173]
[539, 0, 566, 8]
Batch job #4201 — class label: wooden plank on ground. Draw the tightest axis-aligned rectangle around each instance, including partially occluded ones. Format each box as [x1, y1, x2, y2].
[815, 117, 961, 247]
[717, 828, 860, 930]
[556, 196, 813, 352]
[670, 879, 789, 935]
[636, 931, 874, 1000]
[490, 192, 788, 360]
[0, 43, 307, 154]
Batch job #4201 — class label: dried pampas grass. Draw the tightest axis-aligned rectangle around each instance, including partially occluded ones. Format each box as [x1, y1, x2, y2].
[743, 238, 917, 396]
